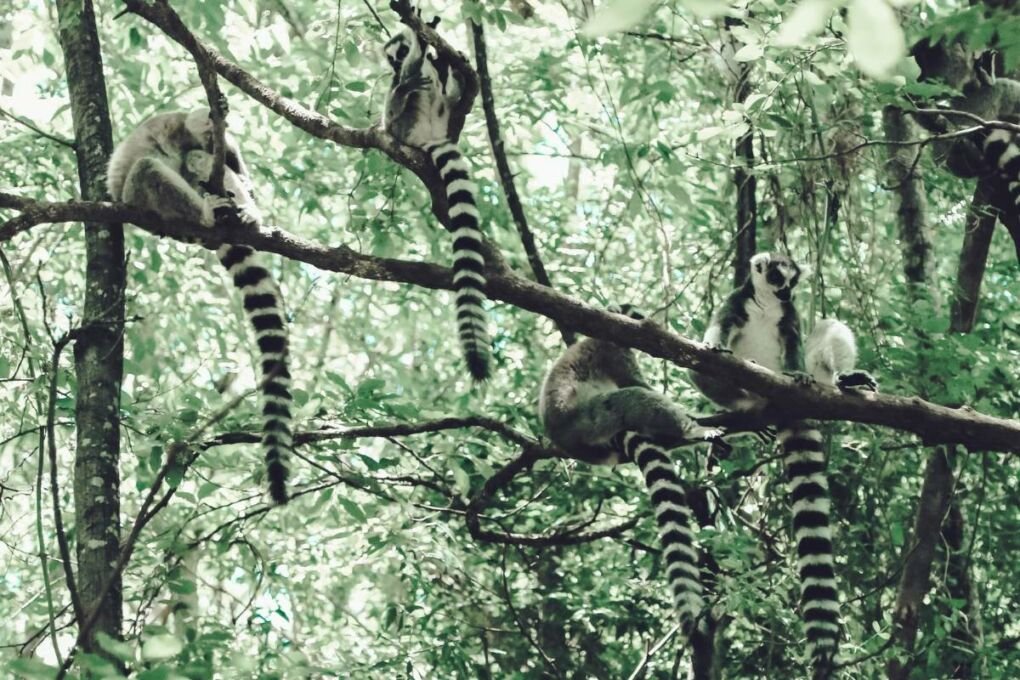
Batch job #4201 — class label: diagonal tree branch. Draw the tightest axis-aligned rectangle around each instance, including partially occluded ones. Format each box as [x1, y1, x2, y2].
[2, 197, 1020, 453]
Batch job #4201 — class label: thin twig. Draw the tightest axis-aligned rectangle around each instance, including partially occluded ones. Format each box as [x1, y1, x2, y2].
[0, 105, 76, 148]
[47, 331, 84, 625]
[469, 19, 574, 345]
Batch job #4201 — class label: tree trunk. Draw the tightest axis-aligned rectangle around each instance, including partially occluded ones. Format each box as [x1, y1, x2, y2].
[883, 105, 978, 680]
[54, 0, 125, 656]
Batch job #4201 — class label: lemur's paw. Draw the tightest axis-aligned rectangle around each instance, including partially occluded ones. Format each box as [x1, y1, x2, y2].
[700, 427, 726, 442]
[212, 199, 258, 231]
[749, 427, 777, 445]
[784, 370, 815, 386]
[708, 344, 732, 354]
[836, 370, 879, 393]
[610, 304, 645, 320]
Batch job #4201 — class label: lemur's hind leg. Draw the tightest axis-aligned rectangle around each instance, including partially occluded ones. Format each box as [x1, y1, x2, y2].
[552, 387, 708, 452]
[122, 156, 228, 227]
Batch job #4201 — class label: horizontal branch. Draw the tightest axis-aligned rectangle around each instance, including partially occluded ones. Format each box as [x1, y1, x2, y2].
[3, 197, 1019, 453]
[207, 416, 539, 451]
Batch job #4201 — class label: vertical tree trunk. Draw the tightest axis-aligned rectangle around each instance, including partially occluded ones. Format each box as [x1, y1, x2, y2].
[883, 106, 978, 680]
[731, 56, 756, 287]
[54, 0, 125, 655]
[949, 179, 997, 334]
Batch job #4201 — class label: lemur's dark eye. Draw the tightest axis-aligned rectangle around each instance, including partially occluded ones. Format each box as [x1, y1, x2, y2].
[397, 45, 409, 60]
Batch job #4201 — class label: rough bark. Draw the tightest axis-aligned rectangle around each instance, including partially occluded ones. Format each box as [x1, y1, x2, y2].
[884, 105, 977, 680]
[727, 19, 757, 286]
[54, 0, 125, 656]
[950, 179, 998, 333]
[888, 449, 955, 680]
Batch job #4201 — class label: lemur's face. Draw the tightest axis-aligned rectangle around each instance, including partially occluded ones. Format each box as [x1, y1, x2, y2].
[750, 253, 800, 302]
[383, 33, 415, 72]
[184, 108, 214, 148]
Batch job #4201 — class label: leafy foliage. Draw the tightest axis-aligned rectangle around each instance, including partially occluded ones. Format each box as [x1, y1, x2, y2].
[1, 0, 1018, 678]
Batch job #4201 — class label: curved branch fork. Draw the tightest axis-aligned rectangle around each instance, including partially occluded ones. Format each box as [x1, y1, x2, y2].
[117, 0, 476, 239]
[3, 195, 1019, 455]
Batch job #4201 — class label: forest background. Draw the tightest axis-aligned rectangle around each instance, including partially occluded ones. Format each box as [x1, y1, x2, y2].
[1, 0, 1018, 678]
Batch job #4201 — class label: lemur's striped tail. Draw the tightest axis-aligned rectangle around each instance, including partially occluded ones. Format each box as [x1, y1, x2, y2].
[617, 432, 704, 634]
[779, 423, 839, 678]
[982, 129, 1020, 207]
[425, 140, 491, 381]
[217, 244, 292, 504]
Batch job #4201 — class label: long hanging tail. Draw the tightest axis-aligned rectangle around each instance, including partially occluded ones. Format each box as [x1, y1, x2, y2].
[425, 140, 491, 381]
[983, 128, 1020, 207]
[617, 431, 704, 633]
[217, 244, 292, 504]
[779, 423, 839, 678]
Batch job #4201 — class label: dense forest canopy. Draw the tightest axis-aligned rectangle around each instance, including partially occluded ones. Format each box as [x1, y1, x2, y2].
[1, 0, 1018, 678]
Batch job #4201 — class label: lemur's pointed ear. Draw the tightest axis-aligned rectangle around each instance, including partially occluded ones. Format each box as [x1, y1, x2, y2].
[750, 252, 771, 274]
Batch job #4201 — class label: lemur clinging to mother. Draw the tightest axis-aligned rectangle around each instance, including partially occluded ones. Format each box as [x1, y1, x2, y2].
[382, 12, 493, 382]
[691, 252, 875, 679]
[107, 109, 294, 504]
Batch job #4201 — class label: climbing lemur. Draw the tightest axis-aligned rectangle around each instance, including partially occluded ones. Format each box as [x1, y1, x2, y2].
[107, 109, 293, 504]
[383, 16, 492, 382]
[539, 307, 738, 636]
[691, 253, 840, 679]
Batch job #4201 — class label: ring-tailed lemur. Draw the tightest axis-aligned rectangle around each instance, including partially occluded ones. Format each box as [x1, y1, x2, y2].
[913, 37, 1020, 232]
[805, 319, 878, 392]
[107, 109, 293, 504]
[539, 308, 750, 637]
[691, 253, 840, 678]
[382, 17, 492, 382]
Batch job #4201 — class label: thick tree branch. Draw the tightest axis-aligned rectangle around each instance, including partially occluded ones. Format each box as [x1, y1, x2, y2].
[3, 198, 1020, 453]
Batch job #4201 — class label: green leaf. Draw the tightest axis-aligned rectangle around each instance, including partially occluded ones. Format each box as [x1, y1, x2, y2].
[733, 44, 764, 62]
[337, 496, 368, 523]
[141, 634, 184, 661]
[846, 0, 906, 79]
[7, 657, 60, 679]
[581, 0, 658, 37]
[96, 632, 135, 662]
[775, 0, 836, 47]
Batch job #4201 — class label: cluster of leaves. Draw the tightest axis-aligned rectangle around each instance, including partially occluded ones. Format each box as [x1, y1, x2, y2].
[1, 0, 1018, 678]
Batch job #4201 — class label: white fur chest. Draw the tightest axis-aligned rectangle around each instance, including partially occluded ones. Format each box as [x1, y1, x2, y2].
[729, 298, 785, 371]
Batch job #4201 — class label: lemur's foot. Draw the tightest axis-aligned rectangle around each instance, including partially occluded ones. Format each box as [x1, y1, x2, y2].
[784, 370, 815, 386]
[212, 198, 258, 231]
[836, 370, 879, 393]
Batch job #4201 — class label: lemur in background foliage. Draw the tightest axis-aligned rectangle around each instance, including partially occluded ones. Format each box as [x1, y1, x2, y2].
[691, 252, 875, 679]
[538, 307, 771, 642]
[107, 109, 294, 504]
[912, 35, 1020, 260]
[382, 13, 492, 381]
